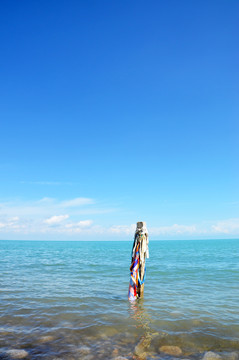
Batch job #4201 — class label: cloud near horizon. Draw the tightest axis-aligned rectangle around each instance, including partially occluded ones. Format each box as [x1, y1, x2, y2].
[0, 197, 239, 239]
[211, 218, 239, 234]
[0, 197, 96, 235]
[150, 224, 197, 235]
[44, 215, 69, 225]
[0, 197, 99, 218]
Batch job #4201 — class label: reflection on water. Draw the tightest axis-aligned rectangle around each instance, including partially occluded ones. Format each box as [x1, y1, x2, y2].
[129, 299, 157, 359]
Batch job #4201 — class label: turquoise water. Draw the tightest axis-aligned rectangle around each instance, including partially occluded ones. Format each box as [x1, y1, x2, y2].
[0, 239, 239, 360]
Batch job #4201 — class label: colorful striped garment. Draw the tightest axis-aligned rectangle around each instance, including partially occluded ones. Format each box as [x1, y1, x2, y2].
[128, 243, 140, 301]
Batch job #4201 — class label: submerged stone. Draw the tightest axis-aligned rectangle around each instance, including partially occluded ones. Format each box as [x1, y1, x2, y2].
[38, 335, 54, 343]
[202, 352, 222, 360]
[79, 355, 94, 360]
[224, 353, 239, 360]
[134, 335, 153, 360]
[159, 345, 182, 356]
[5, 349, 29, 359]
[134, 342, 147, 359]
[112, 348, 119, 357]
[76, 345, 91, 355]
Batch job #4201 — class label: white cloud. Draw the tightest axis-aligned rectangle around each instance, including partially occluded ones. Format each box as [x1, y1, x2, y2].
[9, 216, 20, 222]
[60, 198, 94, 207]
[37, 197, 55, 203]
[1, 196, 239, 240]
[150, 224, 197, 235]
[65, 220, 93, 229]
[108, 224, 135, 235]
[0, 197, 99, 236]
[211, 218, 239, 234]
[44, 215, 69, 224]
[0, 197, 95, 218]
[77, 220, 93, 227]
[21, 181, 62, 185]
[0, 217, 26, 231]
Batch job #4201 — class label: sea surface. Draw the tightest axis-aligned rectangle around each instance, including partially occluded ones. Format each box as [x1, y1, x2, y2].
[0, 239, 239, 360]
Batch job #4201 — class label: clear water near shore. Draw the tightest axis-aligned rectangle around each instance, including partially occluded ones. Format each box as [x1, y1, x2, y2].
[0, 239, 239, 360]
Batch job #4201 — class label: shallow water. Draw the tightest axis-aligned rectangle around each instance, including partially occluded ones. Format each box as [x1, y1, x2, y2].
[0, 239, 239, 359]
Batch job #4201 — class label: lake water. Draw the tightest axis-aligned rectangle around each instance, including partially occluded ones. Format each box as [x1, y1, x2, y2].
[0, 239, 239, 360]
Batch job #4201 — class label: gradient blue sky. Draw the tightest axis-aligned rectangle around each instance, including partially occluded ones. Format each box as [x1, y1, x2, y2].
[0, 0, 238, 240]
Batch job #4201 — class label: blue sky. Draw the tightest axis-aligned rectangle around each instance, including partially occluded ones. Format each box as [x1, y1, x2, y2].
[0, 0, 238, 240]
